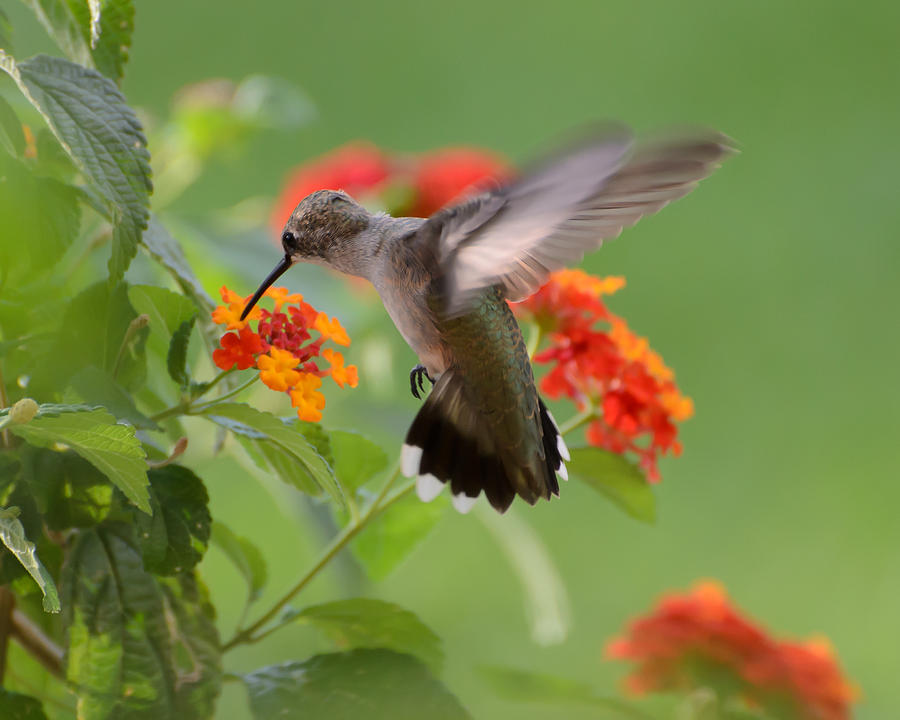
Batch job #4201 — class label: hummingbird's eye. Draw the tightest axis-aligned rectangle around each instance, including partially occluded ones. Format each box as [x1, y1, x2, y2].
[281, 231, 296, 250]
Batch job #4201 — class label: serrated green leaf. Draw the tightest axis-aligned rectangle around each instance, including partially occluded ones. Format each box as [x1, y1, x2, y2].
[63, 525, 221, 719]
[10, 405, 150, 513]
[296, 422, 333, 466]
[0, 51, 151, 283]
[141, 216, 214, 312]
[567, 446, 656, 524]
[127, 284, 198, 342]
[135, 464, 210, 575]
[291, 598, 443, 673]
[167, 318, 195, 388]
[203, 403, 342, 507]
[63, 0, 133, 82]
[480, 666, 639, 716]
[330, 430, 388, 493]
[0, 506, 60, 612]
[244, 649, 470, 720]
[67, 365, 159, 430]
[0, 94, 25, 157]
[23, 0, 93, 67]
[352, 492, 445, 581]
[210, 521, 267, 602]
[0, 689, 49, 720]
[20, 446, 116, 529]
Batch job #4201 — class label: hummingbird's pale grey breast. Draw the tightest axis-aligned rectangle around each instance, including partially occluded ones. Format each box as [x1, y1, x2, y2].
[241, 125, 735, 513]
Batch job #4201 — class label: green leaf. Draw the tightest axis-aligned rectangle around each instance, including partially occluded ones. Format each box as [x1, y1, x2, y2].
[62, 525, 221, 719]
[0, 150, 81, 276]
[352, 491, 445, 581]
[0, 94, 25, 157]
[203, 403, 342, 507]
[210, 521, 267, 602]
[127, 284, 198, 343]
[9, 405, 150, 514]
[0, 9, 13, 54]
[22, 0, 93, 67]
[141, 216, 215, 311]
[63, 0, 134, 82]
[167, 319, 195, 388]
[0, 51, 151, 283]
[29, 281, 148, 396]
[330, 430, 388, 493]
[135, 465, 210, 575]
[480, 666, 640, 716]
[20, 446, 116, 529]
[244, 649, 470, 720]
[67, 366, 159, 430]
[0, 689, 49, 720]
[291, 598, 443, 673]
[0, 506, 60, 612]
[567, 446, 656, 524]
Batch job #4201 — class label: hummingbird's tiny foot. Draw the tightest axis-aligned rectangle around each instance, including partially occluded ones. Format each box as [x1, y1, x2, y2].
[409, 364, 434, 400]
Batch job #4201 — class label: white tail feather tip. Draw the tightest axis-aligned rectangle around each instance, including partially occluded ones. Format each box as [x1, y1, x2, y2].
[416, 473, 444, 502]
[557, 463, 568, 482]
[401, 444, 423, 478]
[452, 492, 478, 514]
[557, 434, 570, 462]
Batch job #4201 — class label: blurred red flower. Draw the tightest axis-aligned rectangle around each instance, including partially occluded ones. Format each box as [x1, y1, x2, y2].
[512, 269, 691, 483]
[271, 142, 510, 232]
[406, 148, 510, 217]
[270, 142, 391, 230]
[606, 582, 857, 720]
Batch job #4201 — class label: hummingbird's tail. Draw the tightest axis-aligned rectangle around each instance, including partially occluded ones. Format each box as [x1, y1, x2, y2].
[401, 371, 568, 513]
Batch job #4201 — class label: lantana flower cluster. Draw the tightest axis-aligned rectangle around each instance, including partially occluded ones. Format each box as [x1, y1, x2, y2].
[270, 141, 510, 230]
[606, 582, 857, 720]
[212, 286, 358, 422]
[511, 269, 693, 483]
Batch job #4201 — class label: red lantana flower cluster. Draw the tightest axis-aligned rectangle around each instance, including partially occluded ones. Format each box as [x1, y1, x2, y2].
[212, 286, 357, 422]
[606, 582, 857, 720]
[270, 141, 510, 230]
[511, 269, 692, 482]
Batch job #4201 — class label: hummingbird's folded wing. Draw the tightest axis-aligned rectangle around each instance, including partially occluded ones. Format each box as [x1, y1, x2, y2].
[421, 127, 734, 316]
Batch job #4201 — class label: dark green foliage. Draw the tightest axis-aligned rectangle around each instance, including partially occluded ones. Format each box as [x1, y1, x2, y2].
[0, 690, 49, 720]
[62, 525, 221, 719]
[135, 464, 211, 575]
[167, 319, 195, 388]
[244, 649, 471, 720]
[0, 52, 151, 283]
[65, 0, 135, 82]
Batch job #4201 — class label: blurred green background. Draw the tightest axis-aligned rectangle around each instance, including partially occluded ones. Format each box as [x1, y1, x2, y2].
[9, 0, 900, 717]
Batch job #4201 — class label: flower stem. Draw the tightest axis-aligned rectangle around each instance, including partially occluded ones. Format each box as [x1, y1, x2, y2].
[222, 463, 403, 651]
[559, 406, 597, 436]
[189, 375, 259, 413]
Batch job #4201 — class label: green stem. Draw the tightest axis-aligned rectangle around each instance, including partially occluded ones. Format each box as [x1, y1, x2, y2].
[148, 372, 255, 423]
[189, 375, 258, 413]
[0, 356, 9, 448]
[559, 406, 597, 436]
[222, 463, 403, 651]
[197, 367, 237, 397]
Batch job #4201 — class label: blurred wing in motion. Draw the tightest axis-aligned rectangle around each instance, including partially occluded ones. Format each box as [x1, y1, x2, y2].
[418, 127, 735, 316]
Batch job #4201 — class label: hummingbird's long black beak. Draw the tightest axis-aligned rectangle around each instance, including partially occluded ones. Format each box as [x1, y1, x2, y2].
[240, 254, 293, 320]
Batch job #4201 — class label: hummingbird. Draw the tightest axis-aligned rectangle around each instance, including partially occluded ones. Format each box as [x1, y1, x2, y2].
[241, 125, 733, 514]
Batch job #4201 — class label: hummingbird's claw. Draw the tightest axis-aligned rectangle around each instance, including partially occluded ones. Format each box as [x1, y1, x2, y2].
[409, 364, 434, 400]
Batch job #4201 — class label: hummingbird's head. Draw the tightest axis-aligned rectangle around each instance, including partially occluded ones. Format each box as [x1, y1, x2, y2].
[239, 190, 373, 321]
[280, 190, 371, 267]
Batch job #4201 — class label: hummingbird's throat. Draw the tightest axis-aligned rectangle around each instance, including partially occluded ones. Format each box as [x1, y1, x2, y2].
[240, 254, 293, 320]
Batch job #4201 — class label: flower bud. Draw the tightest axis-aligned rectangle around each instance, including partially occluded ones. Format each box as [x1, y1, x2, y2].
[8, 398, 39, 425]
